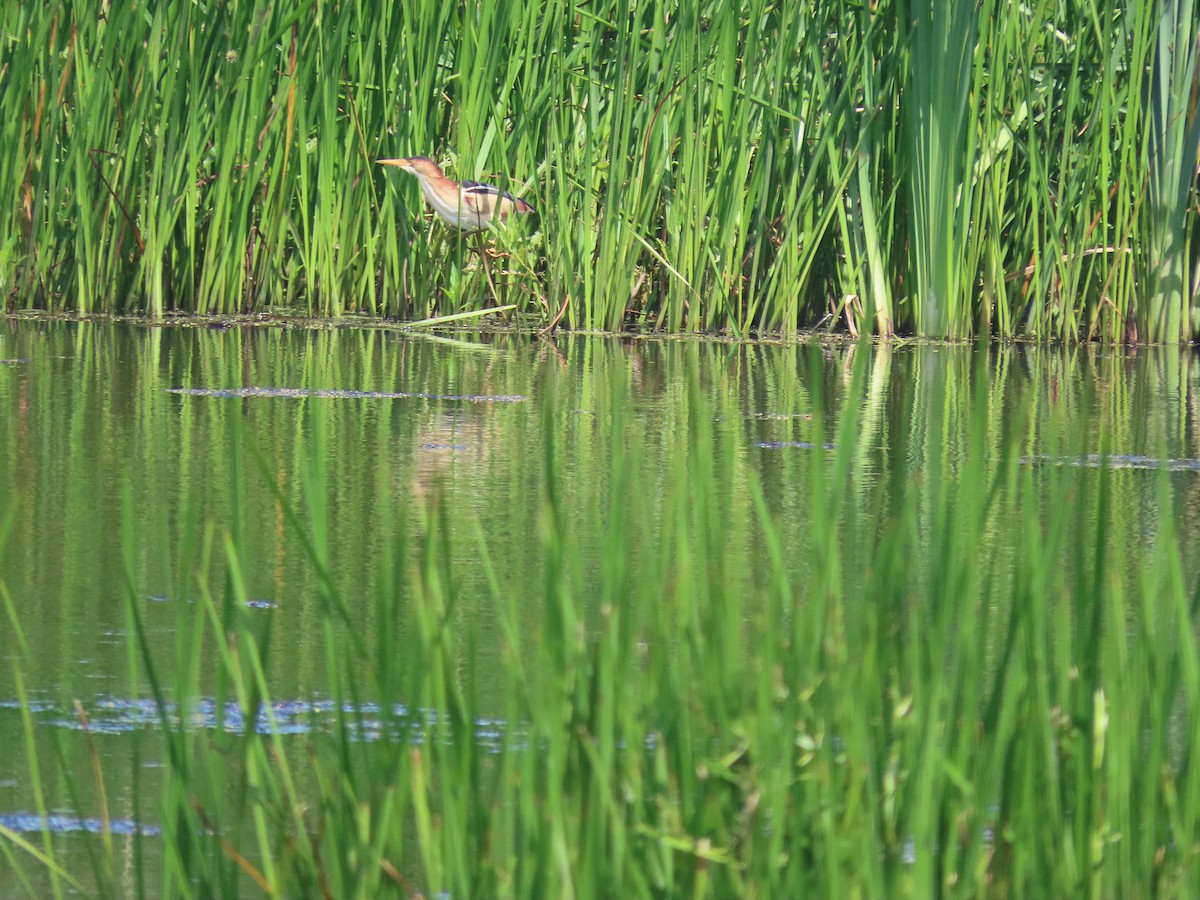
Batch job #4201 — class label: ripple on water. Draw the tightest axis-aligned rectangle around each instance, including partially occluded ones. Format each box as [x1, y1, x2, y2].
[0, 812, 162, 836]
[17, 696, 511, 751]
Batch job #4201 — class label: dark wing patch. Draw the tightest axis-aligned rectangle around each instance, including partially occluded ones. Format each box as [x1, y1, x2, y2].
[462, 180, 517, 202]
[463, 180, 535, 214]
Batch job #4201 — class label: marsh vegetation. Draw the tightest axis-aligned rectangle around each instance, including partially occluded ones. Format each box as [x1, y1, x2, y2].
[3, 1, 1198, 338]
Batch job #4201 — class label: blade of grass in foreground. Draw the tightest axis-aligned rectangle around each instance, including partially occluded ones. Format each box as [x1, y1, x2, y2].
[2, 583, 75, 900]
[136, 374, 1200, 894]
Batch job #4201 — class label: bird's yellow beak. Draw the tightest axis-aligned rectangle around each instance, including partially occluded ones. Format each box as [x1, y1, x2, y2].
[377, 158, 414, 171]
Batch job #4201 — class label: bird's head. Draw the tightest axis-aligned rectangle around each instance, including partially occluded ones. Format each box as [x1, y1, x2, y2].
[378, 156, 445, 179]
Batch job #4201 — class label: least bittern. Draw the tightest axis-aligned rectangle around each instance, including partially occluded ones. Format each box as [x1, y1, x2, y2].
[379, 155, 535, 307]
[378, 156, 534, 232]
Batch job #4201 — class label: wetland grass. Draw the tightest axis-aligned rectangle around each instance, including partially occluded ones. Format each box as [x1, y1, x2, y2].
[2, 1, 1197, 340]
[4, 346, 1200, 895]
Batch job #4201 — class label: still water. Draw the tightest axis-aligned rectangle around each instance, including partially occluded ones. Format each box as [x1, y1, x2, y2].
[1, 320, 1199, 883]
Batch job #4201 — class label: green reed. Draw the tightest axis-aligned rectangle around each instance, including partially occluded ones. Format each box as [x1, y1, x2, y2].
[3, 1, 1196, 339]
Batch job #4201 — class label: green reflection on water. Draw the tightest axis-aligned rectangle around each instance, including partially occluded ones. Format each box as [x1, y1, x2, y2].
[1, 324, 1198, 703]
[1, 321, 1199, 892]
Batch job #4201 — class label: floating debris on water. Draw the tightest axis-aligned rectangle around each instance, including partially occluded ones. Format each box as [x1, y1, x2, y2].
[168, 387, 527, 403]
[754, 441, 836, 450]
[751, 445, 1200, 471]
[1021, 453, 1200, 472]
[146, 593, 277, 609]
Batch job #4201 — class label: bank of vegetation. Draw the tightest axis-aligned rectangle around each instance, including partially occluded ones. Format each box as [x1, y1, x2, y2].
[4, 1, 1199, 339]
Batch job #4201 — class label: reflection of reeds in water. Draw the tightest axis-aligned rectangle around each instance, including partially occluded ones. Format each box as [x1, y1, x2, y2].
[405, 412, 494, 502]
[6, 333, 1200, 895]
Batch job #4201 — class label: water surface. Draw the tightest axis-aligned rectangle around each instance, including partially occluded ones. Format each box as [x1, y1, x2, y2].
[1, 321, 1199, 889]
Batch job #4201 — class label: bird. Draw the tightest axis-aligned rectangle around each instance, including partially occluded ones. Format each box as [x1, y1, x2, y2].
[378, 156, 534, 233]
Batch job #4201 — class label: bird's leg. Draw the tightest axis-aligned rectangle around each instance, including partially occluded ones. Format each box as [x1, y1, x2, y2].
[477, 232, 503, 311]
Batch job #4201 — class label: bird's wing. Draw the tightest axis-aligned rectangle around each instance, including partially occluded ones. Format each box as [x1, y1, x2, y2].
[462, 180, 516, 213]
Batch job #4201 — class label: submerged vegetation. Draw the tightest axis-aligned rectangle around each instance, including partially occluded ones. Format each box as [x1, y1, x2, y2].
[2, 0, 1198, 339]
